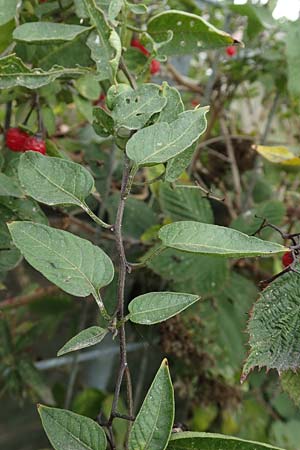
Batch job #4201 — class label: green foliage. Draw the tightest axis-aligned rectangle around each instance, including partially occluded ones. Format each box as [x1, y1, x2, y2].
[57, 326, 108, 356]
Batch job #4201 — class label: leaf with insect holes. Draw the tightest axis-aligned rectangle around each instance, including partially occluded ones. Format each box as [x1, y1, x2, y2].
[167, 432, 284, 450]
[8, 222, 114, 298]
[159, 221, 288, 257]
[128, 359, 174, 450]
[38, 405, 107, 450]
[18, 151, 94, 207]
[148, 10, 240, 57]
[128, 292, 200, 324]
[58, 327, 108, 356]
[13, 22, 91, 43]
[242, 269, 300, 380]
[111, 83, 167, 130]
[0, 54, 88, 89]
[126, 108, 208, 165]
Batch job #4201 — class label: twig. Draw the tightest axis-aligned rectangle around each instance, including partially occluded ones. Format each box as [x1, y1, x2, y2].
[120, 57, 137, 90]
[166, 63, 203, 94]
[0, 286, 59, 311]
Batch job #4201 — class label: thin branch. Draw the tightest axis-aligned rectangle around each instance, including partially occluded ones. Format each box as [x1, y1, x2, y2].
[0, 286, 59, 311]
[166, 63, 203, 94]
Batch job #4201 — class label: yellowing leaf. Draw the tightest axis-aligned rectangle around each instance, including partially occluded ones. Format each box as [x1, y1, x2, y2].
[255, 145, 300, 166]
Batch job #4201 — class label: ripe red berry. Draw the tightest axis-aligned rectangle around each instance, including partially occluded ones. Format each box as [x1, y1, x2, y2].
[226, 46, 236, 57]
[150, 59, 160, 75]
[131, 38, 150, 57]
[23, 136, 46, 155]
[282, 251, 293, 267]
[5, 128, 29, 152]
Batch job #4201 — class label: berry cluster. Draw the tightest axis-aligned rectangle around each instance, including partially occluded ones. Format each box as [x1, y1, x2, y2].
[5, 128, 46, 155]
[131, 39, 161, 75]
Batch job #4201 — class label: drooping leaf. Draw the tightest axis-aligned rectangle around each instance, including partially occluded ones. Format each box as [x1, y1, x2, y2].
[242, 270, 300, 379]
[128, 359, 174, 450]
[126, 108, 208, 165]
[148, 10, 239, 57]
[38, 405, 107, 450]
[167, 432, 284, 450]
[0, 173, 23, 197]
[159, 183, 213, 224]
[159, 221, 287, 257]
[83, 0, 120, 82]
[128, 292, 200, 325]
[58, 326, 108, 356]
[0, 0, 18, 26]
[255, 145, 300, 166]
[0, 54, 87, 89]
[18, 151, 94, 208]
[13, 22, 91, 43]
[111, 83, 167, 131]
[8, 222, 114, 298]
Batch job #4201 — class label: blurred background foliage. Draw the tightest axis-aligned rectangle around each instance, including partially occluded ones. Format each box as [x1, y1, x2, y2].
[1, 0, 300, 449]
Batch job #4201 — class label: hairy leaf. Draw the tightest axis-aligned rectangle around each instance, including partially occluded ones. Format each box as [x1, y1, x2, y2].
[243, 271, 300, 379]
[18, 151, 94, 207]
[148, 10, 238, 56]
[128, 359, 174, 450]
[8, 222, 114, 298]
[167, 432, 284, 450]
[159, 221, 287, 257]
[126, 108, 208, 165]
[38, 405, 107, 450]
[58, 326, 108, 356]
[128, 292, 200, 324]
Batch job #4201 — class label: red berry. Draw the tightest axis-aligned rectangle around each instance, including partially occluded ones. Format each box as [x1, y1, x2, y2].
[150, 59, 160, 75]
[131, 38, 150, 57]
[226, 46, 236, 57]
[23, 136, 46, 155]
[282, 251, 293, 267]
[5, 128, 29, 152]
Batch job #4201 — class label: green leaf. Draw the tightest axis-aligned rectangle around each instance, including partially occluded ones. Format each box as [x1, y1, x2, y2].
[159, 183, 213, 223]
[58, 326, 108, 356]
[93, 107, 114, 137]
[38, 405, 107, 450]
[148, 10, 238, 57]
[158, 83, 184, 123]
[0, 19, 15, 54]
[74, 94, 94, 123]
[108, 0, 123, 21]
[167, 432, 284, 450]
[18, 151, 94, 208]
[159, 221, 287, 257]
[0, 54, 87, 89]
[0, 248, 21, 272]
[128, 359, 174, 450]
[75, 74, 101, 100]
[83, 0, 120, 82]
[0, 173, 23, 197]
[242, 270, 300, 380]
[128, 291, 200, 325]
[126, 107, 208, 165]
[112, 83, 167, 131]
[18, 359, 55, 405]
[13, 23, 91, 43]
[8, 222, 114, 299]
[165, 144, 196, 182]
[286, 22, 300, 97]
[127, 3, 147, 15]
[0, 0, 18, 26]
[281, 371, 300, 407]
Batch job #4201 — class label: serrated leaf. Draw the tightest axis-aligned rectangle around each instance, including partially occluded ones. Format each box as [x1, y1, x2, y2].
[112, 83, 167, 131]
[83, 0, 119, 82]
[38, 405, 107, 450]
[159, 221, 287, 257]
[126, 108, 208, 165]
[167, 432, 284, 450]
[128, 292, 200, 324]
[242, 271, 300, 379]
[281, 371, 300, 407]
[18, 151, 94, 208]
[159, 183, 213, 223]
[128, 359, 174, 450]
[8, 222, 114, 298]
[0, 0, 18, 26]
[0, 173, 23, 197]
[148, 10, 239, 57]
[13, 23, 91, 43]
[58, 326, 108, 356]
[255, 145, 300, 166]
[0, 54, 87, 89]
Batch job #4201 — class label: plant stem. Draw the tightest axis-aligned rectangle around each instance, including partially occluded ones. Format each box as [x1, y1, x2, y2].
[108, 155, 134, 448]
[82, 202, 113, 229]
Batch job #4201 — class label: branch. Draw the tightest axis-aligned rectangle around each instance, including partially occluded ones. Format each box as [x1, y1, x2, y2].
[0, 286, 59, 311]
